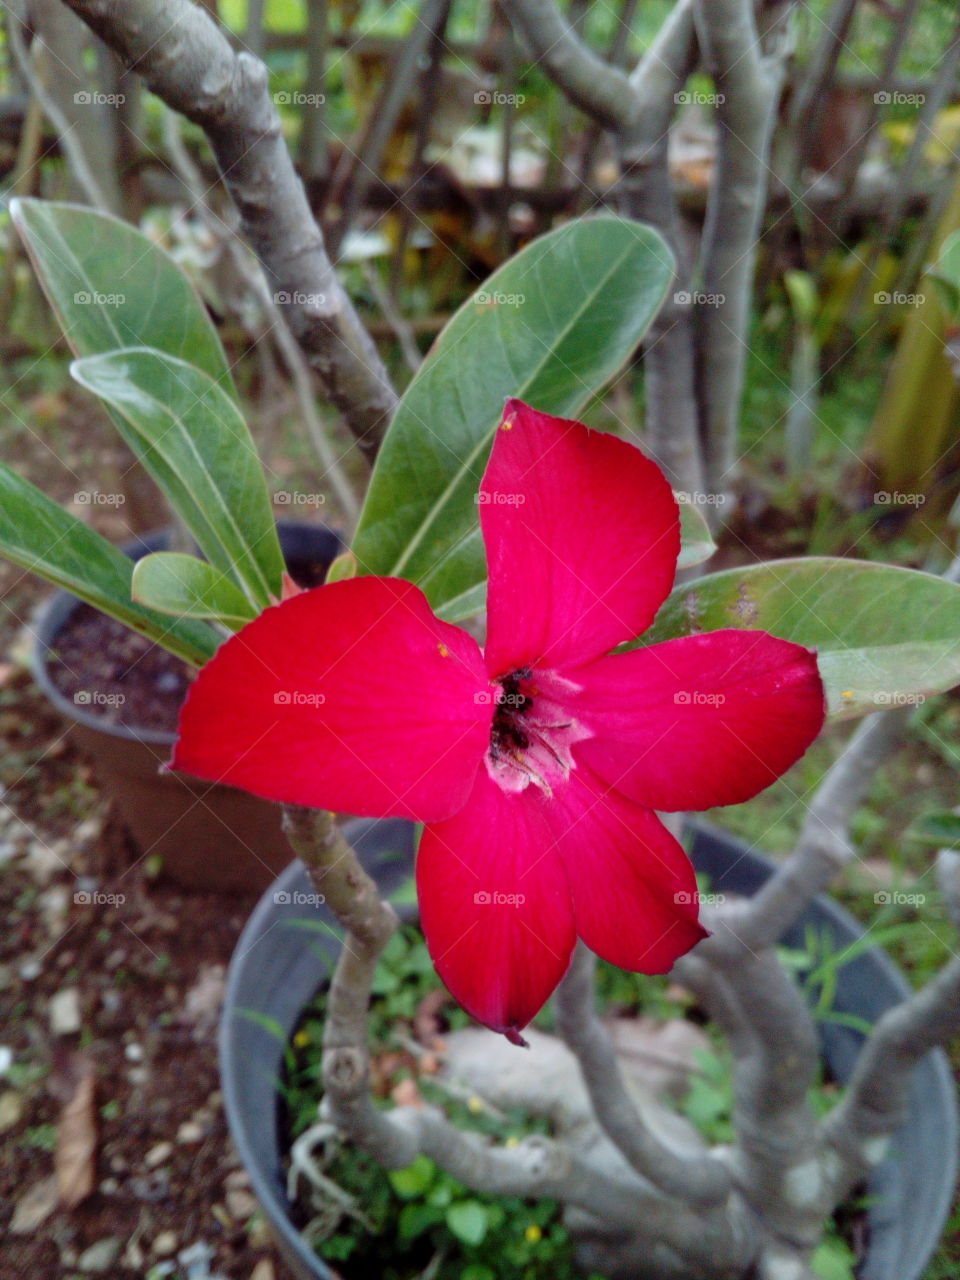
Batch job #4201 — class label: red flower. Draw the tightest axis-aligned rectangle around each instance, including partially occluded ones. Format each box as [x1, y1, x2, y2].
[173, 401, 824, 1042]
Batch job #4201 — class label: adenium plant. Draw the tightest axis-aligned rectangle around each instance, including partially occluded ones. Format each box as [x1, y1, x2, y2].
[5, 192, 960, 1280]
[172, 399, 824, 1042]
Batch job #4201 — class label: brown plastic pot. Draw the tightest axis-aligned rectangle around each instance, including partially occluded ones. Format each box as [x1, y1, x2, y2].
[31, 522, 341, 894]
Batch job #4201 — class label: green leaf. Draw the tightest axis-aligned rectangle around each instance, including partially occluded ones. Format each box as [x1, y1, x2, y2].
[642, 557, 960, 721]
[351, 216, 674, 620]
[132, 553, 257, 626]
[10, 198, 235, 396]
[445, 1200, 489, 1246]
[810, 1235, 857, 1280]
[907, 810, 960, 850]
[929, 228, 960, 319]
[398, 1202, 444, 1242]
[71, 348, 284, 606]
[0, 462, 217, 667]
[388, 1155, 436, 1199]
[676, 499, 717, 568]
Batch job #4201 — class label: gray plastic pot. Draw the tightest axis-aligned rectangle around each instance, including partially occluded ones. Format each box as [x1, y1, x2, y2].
[31, 521, 341, 894]
[220, 818, 959, 1280]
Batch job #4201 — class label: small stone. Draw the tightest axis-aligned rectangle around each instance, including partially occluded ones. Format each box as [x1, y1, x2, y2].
[10, 1176, 58, 1233]
[49, 987, 82, 1035]
[98, 1177, 119, 1194]
[124, 1042, 144, 1062]
[145, 1140, 174, 1168]
[226, 1188, 258, 1221]
[250, 1261, 275, 1280]
[122, 1238, 144, 1268]
[156, 671, 181, 694]
[152, 1231, 178, 1257]
[75, 817, 102, 844]
[176, 1120, 204, 1144]
[224, 1169, 250, 1190]
[127, 1067, 149, 1087]
[19, 958, 42, 981]
[0, 1090, 24, 1132]
[105, 949, 125, 970]
[77, 1237, 122, 1272]
[0, 1045, 12, 1074]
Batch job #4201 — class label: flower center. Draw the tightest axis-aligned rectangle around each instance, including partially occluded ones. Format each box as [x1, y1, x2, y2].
[485, 668, 589, 797]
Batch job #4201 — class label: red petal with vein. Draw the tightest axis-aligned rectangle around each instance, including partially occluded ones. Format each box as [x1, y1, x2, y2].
[481, 400, 679, 675]
[549, 767, 706, 973]
[417, 767, 576, 1039]
[570, 630, 825, 812]
[172, 577, 492, 822]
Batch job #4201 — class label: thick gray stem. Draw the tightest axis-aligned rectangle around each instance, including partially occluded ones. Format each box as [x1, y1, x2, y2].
[60, 0, 397, 459]
[693, 0, 792, 500]
[556, 944, 732, 1207]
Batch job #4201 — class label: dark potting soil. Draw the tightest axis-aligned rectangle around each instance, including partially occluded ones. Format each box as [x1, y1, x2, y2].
[45, 550, 333, 736]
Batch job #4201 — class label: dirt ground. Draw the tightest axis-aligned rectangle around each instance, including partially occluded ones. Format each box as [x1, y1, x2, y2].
[0, 388, 294, 1280]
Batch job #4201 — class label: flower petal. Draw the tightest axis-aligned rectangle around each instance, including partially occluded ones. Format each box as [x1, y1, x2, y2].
[549, 767, 706, 973]
[172, 577, 492, 822]
[570, 630, 825, 811]
[481, 400, 679, 675]
[417, 767, 576, 1039]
